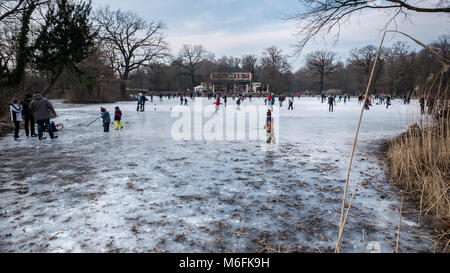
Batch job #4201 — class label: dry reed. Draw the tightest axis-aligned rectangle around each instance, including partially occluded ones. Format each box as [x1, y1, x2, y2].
[386, 69, 449, 252]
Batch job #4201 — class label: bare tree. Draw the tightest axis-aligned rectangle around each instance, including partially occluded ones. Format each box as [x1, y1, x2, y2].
[242, 54, 259, 80]
[288, 0, 450, 52]
[306, 50, 338, 93]
[93, 6, 169, 97]
[175, 44, 212, 88]
[347, 45, 387, 92]
[260, 46, 291, 92]
[261, 46, 290, 72]
[0, 0, 28, 22]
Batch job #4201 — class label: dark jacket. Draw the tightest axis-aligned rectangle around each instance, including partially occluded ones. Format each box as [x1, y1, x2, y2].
[328, 96, 335, 105]
[21, 99, 33, 117]
[29, 95, 56, 121]
[114, 109, 122, 121]
[102, 111, 111, 125]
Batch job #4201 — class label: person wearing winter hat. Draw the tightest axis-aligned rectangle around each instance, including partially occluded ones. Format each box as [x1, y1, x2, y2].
[114, 106, 123, 130]
[9, 99, 23, 139]
[100, 107, 111, 132]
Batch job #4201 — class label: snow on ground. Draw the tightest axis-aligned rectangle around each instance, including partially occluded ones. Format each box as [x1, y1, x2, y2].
[0, 97, 437, 253]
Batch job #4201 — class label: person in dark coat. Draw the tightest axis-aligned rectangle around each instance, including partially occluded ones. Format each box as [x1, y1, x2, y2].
[29, 92, 57, 140]
[21, 94, 37, 137]
[364, 97, 370, 110]
[140, 94, 148, 112]
[386, 96, 391, 109]
[328, 95, 335, 112]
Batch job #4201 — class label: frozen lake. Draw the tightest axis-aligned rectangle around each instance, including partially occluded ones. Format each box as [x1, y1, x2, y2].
[0, 97, 437, 253]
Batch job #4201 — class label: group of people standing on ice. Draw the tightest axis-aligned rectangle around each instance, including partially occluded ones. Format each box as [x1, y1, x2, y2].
[8, 92, 58, 140]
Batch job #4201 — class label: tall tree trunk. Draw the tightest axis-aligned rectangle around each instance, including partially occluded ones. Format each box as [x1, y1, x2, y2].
[120, 70, 130, 98]
[319, 72, 324, 93]
[5, 2, 35, 86]
[191, 70, 196, 88]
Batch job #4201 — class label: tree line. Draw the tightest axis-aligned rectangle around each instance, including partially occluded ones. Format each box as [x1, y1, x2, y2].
[1, 0, 448, 118]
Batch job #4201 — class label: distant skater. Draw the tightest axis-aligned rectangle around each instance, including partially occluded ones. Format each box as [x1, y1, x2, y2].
[140, 94, 148, 112]
[328, 95, 335, 112]
[364, 98, 370, 110]
[386, 96, 391, 109]
[214, 97, 221, 114]
[266, 109, 275, 144]
[288, 99, 294, 110]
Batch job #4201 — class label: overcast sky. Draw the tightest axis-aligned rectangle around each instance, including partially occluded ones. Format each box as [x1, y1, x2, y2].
[91, 0, 449, 70]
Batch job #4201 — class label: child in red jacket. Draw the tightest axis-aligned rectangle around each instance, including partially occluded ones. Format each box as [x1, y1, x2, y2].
[114, 106, 124, 130]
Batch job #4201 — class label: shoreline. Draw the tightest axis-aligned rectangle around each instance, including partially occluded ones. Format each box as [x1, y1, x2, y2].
[380, 131, 449, 253]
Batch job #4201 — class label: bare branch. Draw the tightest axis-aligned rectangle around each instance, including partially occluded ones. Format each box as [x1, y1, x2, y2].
[287, 0, 450, 53]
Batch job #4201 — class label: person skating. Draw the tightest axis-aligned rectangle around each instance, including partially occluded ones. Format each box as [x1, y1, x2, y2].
[140, 94, 148, 112]
[184, 98, 188, 106]
[9, 99, 22, 139]
[288, 99, 294, 110]
[364, 97, 370, 110]
[328, 95, 335, 112]
[114, 106, 124, 130]
[386, 96, 391, 109]
[223, 95, 227, 107]
[100, 107, 111, 132]
[29, 92, 57, 140]
[214, 97, 221, 114]
[21, 94, 37, 137]
[236, 96, 241, 110]
[266, 109, 275, 144]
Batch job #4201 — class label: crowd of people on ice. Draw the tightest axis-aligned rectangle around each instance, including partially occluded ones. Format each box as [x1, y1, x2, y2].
[8, 90, 432, 140]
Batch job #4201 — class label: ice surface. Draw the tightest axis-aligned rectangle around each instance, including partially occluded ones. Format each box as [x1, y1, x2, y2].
[0, 97, 437, 253]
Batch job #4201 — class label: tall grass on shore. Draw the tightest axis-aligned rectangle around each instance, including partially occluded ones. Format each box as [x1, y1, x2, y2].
[386, 70, 449, 252]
